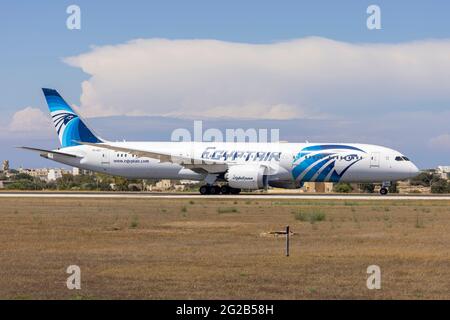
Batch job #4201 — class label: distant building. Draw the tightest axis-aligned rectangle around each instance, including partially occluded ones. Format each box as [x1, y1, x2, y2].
[72, 167, 80, 176]
[173, 184, 186, 191]
[302, 182, 334, 193]
[18, 167, 74, 182]
[397, 180, 431, 194]
[72, 167, 92, 176]
[148, 179, 173, 191]
[2, 160, 9, 172]
[179, 180, 200, 185]
[18, 168, 49, 181]
[436, 166, 450, 180]
[47, 169, 62, 181]
[155, 179, 172, 191]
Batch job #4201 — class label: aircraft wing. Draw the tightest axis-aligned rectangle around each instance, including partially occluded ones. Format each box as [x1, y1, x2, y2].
[19, 146, 81, 158]
[77, 141, 229, 166]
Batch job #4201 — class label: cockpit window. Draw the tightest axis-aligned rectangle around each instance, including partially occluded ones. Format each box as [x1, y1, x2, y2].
[402, 156, 410, 161]
[395, 156, 404, 161]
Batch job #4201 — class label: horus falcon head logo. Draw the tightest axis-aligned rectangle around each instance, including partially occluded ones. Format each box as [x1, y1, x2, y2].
[52, 112, 78, 135]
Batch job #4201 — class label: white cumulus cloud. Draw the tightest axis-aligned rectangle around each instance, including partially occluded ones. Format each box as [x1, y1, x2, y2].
[9, 107, 52, 133]
[429, 134, 450, 149]
[65, 37, 450, 119]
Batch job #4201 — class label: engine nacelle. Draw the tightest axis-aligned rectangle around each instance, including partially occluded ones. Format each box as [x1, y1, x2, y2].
[225, 165, 268, 190]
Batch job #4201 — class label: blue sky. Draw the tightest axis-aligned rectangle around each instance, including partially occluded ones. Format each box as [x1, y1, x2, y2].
[1, 1, 450, 169]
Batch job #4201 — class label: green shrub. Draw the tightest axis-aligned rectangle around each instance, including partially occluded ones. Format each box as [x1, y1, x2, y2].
[217, 207, 238, 214]
[294, 209, 326, 223]
[359, 183, 375, 193]
[129, 216, 139, 229]
[334, 183, 353, 193]
[431, 179, 449, 194]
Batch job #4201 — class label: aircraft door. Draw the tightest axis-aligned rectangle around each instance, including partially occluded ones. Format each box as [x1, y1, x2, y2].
[100, 149, 110, 171]
[370, 152, 380, 168]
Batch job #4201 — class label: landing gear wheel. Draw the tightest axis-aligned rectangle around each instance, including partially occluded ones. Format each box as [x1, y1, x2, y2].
[379, 187, 388, 195]
[209, 185, 221, 195]
[199, 185, 210, 195]
[220, 185, 231, 194]
[230, 188, 241, 195]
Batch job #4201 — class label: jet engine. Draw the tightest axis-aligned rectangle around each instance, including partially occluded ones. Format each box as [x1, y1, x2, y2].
[225, 165, 268, 190]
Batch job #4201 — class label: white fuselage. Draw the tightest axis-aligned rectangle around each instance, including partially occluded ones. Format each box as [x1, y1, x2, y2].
[47, 142, 419, 185]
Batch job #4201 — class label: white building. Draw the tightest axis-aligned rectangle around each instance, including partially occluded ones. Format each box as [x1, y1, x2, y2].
[72, 167, 80, 176]
[47, 168, 72, 181]
[47, 169, 61, 181]
[436, 166, 450, 180]
[19, 168, 49, 181]
[179, 180, 200, 185]
[2, 160, 9, 172]
[155, 179, 172, 190]
[72, 167, 92, 176]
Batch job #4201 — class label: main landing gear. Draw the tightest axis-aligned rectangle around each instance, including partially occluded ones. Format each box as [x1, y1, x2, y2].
[199, 185, 241, 195]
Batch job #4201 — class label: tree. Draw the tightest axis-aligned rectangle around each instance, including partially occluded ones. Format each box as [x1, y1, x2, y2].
[334, 183, 353, 193]
[359, 183, 375, 193]
[113, 176, 129, 191]
[388, 182, 398, 193]
[431, 179, 449, 194]
[410, 172, 433, 187]
[12, 173, 34, 181]
[6, 178, 46, 190]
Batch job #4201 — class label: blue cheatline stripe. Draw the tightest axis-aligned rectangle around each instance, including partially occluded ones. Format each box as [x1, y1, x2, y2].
[316, 161, 335, 182]
[301, 158, 332, 182]
[292, 153, 331, 180]
[292, 156, 317, 180]
[330, 170, 341, 183]
[330, 158, 363, 182]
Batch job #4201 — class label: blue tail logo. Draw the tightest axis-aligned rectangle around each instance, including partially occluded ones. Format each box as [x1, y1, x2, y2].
[42, 88, 102, 148]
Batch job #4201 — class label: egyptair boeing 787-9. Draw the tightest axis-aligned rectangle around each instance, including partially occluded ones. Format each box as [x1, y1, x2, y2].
[21, 89, 419, 195]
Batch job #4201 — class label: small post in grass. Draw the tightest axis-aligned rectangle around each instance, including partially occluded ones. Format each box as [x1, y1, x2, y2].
[285, 225, 290, 257]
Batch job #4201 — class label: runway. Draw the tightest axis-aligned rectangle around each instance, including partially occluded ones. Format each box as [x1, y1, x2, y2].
[1, 192, 450, 200]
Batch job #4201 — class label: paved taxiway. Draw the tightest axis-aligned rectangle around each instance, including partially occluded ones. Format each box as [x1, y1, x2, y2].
[1, 192, 450, 200]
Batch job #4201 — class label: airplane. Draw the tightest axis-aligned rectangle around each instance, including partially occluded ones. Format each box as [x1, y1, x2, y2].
[21, 88, 420, 195]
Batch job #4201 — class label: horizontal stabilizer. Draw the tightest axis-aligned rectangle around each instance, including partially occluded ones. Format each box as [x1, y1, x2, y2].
[19, 146, 81, 158]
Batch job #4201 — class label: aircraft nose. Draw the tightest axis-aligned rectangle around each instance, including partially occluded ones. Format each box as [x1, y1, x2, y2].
[410, 162, 420, 177]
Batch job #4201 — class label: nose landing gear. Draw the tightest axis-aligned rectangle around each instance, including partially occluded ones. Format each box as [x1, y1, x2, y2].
[379, 181, 391, 195]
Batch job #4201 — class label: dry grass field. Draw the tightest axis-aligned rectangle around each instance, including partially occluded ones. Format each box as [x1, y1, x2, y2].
[0, 197, 449, 299]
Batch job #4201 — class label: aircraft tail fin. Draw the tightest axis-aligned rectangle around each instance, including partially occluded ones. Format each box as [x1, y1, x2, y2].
[42, 88, 103, 148]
